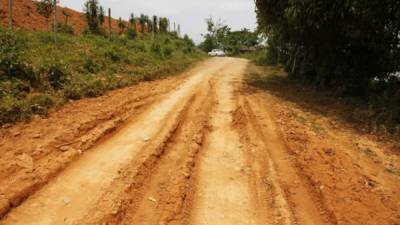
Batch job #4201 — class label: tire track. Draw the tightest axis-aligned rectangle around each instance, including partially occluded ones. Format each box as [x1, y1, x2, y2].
[0, 58, 229, 225]
[189, 58, 260, 225]
[76, 76, 216, 225]
[235, 94, 332, 225]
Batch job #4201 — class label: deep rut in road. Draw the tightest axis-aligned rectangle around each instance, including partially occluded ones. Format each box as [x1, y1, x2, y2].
[1, 58, 398, 225]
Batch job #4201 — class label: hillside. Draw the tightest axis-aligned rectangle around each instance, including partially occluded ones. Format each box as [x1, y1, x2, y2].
[0, 0, 134, 34]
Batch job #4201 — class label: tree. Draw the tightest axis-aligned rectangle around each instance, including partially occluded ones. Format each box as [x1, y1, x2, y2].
[199, 17, 230, 52]
[118, 17, 126, 34]
[199, 19, 259, 54]
[152, 15, 158, 34]
[158, 17, 169, 33]
[184, 34, 195, 47]
[98, 6, 105, 25]
[35, 0, 54, 30]
[255, 0, 400, 96]
[129, 13, 135, 28]
[84, 0, 104, 35]
[139, 14, 147, 33]
[61, 9, 70, 25]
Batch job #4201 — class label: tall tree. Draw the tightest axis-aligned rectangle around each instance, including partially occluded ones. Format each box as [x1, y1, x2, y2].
[35, 0, 53, 30]
[129, 13, 135, 28]
[255, 0, 400, 96]
[84, 0, 103, 34]
[118, 17, 126, 34]
[152, 15, 158, 34]
[139, 14, 147, 33]
[98, 6, 105, 25]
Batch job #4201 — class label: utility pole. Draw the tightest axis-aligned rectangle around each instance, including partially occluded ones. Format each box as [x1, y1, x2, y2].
[173, 22, 176, 33]
[108, 8, 112, 40]
[53, 0, 57, 43]
[8, 0, 13, 30]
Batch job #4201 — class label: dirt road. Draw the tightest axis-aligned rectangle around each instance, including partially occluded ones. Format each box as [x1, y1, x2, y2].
[0, 58, 399, 225]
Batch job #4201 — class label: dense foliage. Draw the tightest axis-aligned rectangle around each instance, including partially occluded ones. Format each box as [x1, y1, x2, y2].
[199, 18, 259, 54]
[255, 0, 400, 133]
[255, 0, 400, 95]
[0, 28, 204, 124]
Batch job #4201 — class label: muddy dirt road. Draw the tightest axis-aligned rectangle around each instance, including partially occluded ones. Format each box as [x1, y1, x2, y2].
[0, 58, 399, 225]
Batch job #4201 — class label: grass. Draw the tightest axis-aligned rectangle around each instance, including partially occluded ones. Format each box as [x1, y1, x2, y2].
[0, 28, 205, 125]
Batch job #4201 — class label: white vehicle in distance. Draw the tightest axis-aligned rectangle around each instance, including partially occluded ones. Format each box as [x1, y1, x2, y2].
[208, 49, 226, 57]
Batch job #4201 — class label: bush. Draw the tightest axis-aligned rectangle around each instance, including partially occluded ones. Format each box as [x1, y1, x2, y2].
[0, 79, 30, 99]
[150, 42, 162, 56]
[105, 47, 121, 62]
[131, 42, 146, 52]
[57, 24, 74, 34]
[83, 58, 100, 73]
[0, 29, 27, 79]
[27, 93, 55, 115]
[0, 96, 27, 124]
[125, 28, 137, 39]
[36, 60, 68, 89]
[163, 46, 174, 57]
[64, 75, 105, 99]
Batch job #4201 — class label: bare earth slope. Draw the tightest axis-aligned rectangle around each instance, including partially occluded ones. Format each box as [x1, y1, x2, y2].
[0, 58, 399, 225]
[0, 0, 134, 34]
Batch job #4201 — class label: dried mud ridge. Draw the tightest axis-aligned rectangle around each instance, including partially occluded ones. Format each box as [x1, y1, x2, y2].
[0, 58, 399, 225]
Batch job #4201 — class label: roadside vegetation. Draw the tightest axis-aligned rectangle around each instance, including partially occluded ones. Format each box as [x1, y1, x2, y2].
[0, 0, 203, 125]
[252, 0, 400, 137]
[199, 17, 260, 55]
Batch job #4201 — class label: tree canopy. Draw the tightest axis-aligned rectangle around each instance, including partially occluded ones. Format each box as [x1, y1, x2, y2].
[255, 0, 400, 96]
[199, 17, 259, 54]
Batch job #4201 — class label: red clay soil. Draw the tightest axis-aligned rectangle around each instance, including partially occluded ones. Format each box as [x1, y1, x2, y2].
[0, 0, 141, 34]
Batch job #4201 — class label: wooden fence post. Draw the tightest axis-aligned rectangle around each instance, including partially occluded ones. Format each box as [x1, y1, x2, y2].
[108, 8, 112, 40]
[8, 0, 13, 30]
[53, 0, 57, 43]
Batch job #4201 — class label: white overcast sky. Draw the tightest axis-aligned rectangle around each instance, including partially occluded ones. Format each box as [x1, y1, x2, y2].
[59, 0, 257, 43]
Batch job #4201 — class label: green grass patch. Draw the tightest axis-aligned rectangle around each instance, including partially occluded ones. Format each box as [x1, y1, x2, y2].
[0, 28, 205, 125]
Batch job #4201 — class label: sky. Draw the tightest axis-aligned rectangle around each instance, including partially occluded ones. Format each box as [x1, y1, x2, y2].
[59, 0, 257, 43]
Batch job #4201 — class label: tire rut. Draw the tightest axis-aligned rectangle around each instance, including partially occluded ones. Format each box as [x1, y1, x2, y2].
[74, 75, 217, 225]
[0, 58, 227, 225]
[235, 94, 333, 225]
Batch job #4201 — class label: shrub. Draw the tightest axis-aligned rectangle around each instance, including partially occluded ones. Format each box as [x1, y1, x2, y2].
[0, 79, 30, 99]
[0, 29, 26, 78]
[150, 42, 162, 56]
[163, 46, 174, 57]
[64, 75, 105, 99]
[131, 42, 146, 52]
[183, 46, 193, 54]
[27, 93, 55, 115]
[0, 96, 27, 124]
[57, 24, 75, 34]
[105, 47, 121, 62]
[83, 58, 100, 73]
[126, 28, 137, 40]
[36, 60, 68, 89]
